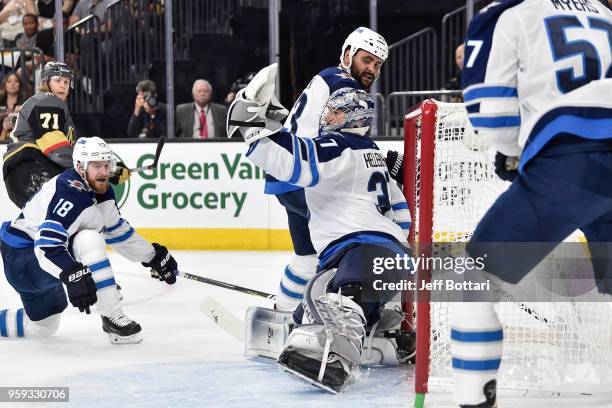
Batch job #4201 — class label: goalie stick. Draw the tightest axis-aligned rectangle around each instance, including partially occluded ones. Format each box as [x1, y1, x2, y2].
[129, 137, 165, 173]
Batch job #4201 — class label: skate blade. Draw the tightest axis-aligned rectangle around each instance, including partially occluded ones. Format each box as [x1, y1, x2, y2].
[107, 332, 143, 345]
[277, 361, 340, 394]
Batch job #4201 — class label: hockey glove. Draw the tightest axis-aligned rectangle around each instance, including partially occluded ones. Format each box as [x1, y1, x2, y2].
[386, 150, 404, 184]
[109, 161, 131, 185]
[494, 152, 519, 182]
[142, 243, 177, 284]
[226, 63, 282, 144]
[59, 263, 98, 314]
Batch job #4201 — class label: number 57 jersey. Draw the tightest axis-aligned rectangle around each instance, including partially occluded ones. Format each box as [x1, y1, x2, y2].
[462, 0, 612, 169]
[247, 129, 411, 266]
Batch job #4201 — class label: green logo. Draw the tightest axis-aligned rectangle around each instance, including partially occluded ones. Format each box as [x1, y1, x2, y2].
[111, 152, 130, 209]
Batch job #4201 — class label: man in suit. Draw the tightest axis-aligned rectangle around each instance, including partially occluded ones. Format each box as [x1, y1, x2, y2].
[175, 79, 227, 139]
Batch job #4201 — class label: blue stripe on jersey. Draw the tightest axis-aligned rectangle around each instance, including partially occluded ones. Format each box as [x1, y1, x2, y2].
[0, 309, 7, 337]
[463, 86, 518, 102]
[452, 357, 501, 371]
[96, 277, 116, 290]
[279, 282, 303, 300]
[38, 229, 68, 243]
[38, 221, 68, 236]
[284, 266, 309, 286]
[391, 202, 409, 211]
[461, 0, 525, 90]
[304, 138, 320, 187]
[90, 259, 111, 272]
[34, 238, 65, 247]
[396, 222, 411, 230]
[106, 218, 125, 233]
[451, 329, 503, 342]
[263, 181, 302, 195]
[105, 227, 135, 244]
[16, 309, 24, 337]
[520, 107, 612, 171]
[288, 133, 302, 184]
[246, 139, 259, 157]
[470, 116, 521, 128]
[1, 225, 34, 248]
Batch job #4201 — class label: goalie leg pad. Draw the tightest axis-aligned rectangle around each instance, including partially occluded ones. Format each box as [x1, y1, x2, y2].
[277, 269, 366, 393]
[245, 306, 292, 360]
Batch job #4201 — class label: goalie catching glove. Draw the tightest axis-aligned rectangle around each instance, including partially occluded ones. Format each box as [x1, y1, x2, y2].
[142, 243, 178, 284]
[226, 63, 286, 144]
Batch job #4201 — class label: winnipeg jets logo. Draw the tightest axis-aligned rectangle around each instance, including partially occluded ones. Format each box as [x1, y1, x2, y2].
[335, 72, 354, 81]
[68, 179, 87, 192]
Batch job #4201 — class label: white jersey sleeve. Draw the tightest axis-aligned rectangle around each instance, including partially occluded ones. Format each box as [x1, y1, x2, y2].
[462, 0, 612, 169]
[247, 129, 409, 254]
[95, 190, 155, 264]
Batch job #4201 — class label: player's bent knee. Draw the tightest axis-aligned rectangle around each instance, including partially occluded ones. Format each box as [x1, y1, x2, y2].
[72, 229, 107, 264]
[27, 313, 61, 337]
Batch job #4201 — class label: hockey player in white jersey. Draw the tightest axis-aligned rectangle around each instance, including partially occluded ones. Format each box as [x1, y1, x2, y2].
[450, 1, 612, 407]
[228, 64, 413, 392]
[0, 137, 179, 344]
[268, 27, 391, 312]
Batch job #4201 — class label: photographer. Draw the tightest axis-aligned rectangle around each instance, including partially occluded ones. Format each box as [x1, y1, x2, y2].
[127, 79, 168, 139]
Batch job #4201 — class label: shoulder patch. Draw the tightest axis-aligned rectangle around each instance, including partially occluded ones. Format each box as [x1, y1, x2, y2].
[67, 179, 87, 192]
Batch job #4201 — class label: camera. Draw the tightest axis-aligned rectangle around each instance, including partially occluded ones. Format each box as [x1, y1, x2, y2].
[143, 92, 158, 109]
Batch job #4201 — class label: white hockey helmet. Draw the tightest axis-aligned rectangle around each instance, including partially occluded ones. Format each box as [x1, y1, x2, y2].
[73, 137, 116, 179]
[339, 27, 388, 71]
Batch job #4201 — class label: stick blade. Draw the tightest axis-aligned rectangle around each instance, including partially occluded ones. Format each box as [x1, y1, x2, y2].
[200, 297, 245, 343]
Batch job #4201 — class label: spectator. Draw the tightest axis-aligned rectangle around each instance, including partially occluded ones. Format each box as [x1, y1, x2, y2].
[14, 12, 37, 48]
[0, 72, 29, 112]
[127, 79, 167, 139]
[446, 42, 464, 102]
[37, 0, 74, 29]
[0, 103, 20, 140]
[0, 0, 37, 45]
[176, 79, 227, 139]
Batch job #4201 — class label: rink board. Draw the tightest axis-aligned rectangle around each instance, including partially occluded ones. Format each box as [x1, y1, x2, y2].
[0, 140, 402, 250]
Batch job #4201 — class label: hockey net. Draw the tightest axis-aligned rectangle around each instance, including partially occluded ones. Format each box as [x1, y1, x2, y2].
[402, 99, 612, 398]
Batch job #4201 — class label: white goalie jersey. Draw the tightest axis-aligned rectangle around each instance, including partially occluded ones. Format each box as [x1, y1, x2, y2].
[248, 129, 410, 266]
[462, 0, 612, 171]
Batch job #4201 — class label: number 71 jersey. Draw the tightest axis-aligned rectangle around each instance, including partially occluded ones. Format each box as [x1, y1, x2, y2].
[462, 0, 612, 167]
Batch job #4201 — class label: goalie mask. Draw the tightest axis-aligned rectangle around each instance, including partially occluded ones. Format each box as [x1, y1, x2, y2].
[320, 88, 374, 135]
[73, 137, 116, 189]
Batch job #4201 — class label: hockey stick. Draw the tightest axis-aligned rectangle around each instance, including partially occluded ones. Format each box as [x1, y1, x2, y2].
[177, 271, 276, 300]
[129, 137, 165, 173]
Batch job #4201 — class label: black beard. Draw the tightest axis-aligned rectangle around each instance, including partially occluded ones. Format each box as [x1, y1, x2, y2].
[350, 66, 373, 90]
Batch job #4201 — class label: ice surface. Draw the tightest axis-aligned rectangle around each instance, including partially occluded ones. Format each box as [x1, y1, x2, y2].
[1, 251, 610, 408]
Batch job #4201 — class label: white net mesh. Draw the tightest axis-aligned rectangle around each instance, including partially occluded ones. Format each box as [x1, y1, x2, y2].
[407, 100, 612, 395]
